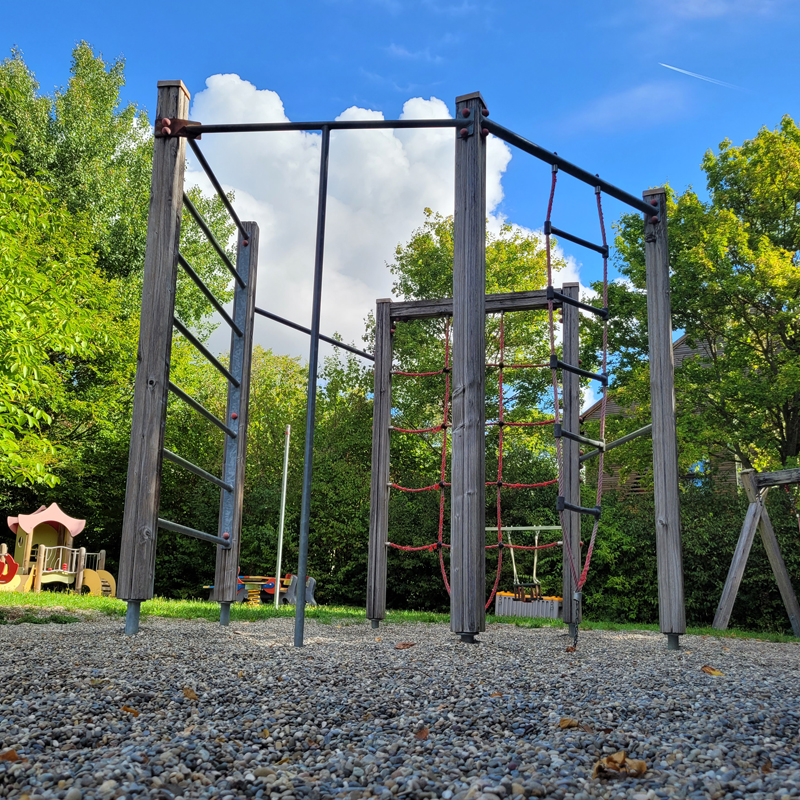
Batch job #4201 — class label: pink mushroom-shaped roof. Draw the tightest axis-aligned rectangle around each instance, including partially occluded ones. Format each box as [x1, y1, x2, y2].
[7, 503, 86, 538]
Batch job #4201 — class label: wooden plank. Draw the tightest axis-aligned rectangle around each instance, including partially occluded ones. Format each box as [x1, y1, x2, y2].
[390, 289, 559, 321]
[366, 299, 393, 622]
[741, 470, 800, 637]
[643, 187, 686, 637]
[214, 222, 260, 604]
[755, 467, 800, 489]
[118, 82, 190, 601]
[450, 92, 487, 637]
[712, 500, 761, 630]
[561, 283, 582, 626]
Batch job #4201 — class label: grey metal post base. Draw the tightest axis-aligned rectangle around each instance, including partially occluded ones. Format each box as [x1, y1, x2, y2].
[220, 602, 231, 627]
[125, 601, 141, 636]
[371, 619, 380, 629]
[459, 633, 477, 644]
[667, 633, 680, 651]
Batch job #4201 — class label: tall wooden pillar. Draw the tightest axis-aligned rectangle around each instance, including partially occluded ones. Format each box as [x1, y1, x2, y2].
[367, 299, 393, 626]
[561, 282, 582, 631]
[450, 91, 487, 641]
[643, 187, 686, 649]
[118, 80, 190, 603]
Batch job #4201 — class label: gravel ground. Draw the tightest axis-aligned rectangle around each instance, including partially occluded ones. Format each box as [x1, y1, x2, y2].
[1, 615, 799, 800]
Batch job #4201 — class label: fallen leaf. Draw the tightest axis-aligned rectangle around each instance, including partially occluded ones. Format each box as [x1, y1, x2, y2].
[701, 665, 724, 676]
[183, 688, 199, 700]
[395, 642, 416, 650]
[592, 750, 647, 779]
[374, 637, 382, 642]
[276, 756, 291, 765]
[260, 729, 270, 739]
[580, 724, 594, 733]
[722, 646, 730, 652]
[238, 670, 243, 678]
[415, 727, 429, 740]
[307, 656, 314, 660]
[559, 717, 580, 729]
[565, 646, 576, 653]
[121, 705, 140, 717]
[598, 727, 614, 734]
[490, 692, 503, 698]
[277, 675, 284, 682]
[761, 760, 773, 774]
[183, 725, 195, 735]
[0, 750, 26, 762]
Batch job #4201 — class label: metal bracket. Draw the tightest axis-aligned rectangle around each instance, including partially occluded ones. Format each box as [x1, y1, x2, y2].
[457, 107, 475, 140]
[155, 118, 202, 139]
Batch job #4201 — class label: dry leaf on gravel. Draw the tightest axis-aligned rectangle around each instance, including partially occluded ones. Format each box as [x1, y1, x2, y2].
[0, 750, 26, 762]
[761, 760, 773, 774]
[565, 646, 576, 653]
[121, 706, 140, 717]
[395, 642, 416, 650]
[592, 750, 647, 779]
[559, 717, 580, 729]
[415, 727, 430, 740]
[183, 688, 199, 700]
[375, 637, 382, 642]
[260, 729, 270, 738]
[490, 692, 503, 698]
[701, 665, 724, 676]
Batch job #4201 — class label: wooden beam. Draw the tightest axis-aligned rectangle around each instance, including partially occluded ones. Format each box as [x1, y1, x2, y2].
[755, 467, 800, 489]
[450, 92, 487, 639]
[561, 283, 582, 628]
[390, 289, 560, 321]
[643, 186, 686, 642]
[366, 299, 393, 624]
[213, 222, 260, 608]
[118, 81, 190, 601]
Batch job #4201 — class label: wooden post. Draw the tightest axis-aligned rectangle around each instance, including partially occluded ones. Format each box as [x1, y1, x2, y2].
[33, 545, 45, 592]
[214, 222, 260, 616]
[98, 549, 106, 571]
[75, 547, 87, 594]
[450, 91, 487, 641]
[118, 80, 190, 605]
[367, 298, 393, 626]
[643, 187, 685, 648]
[561, 282, 582, 633]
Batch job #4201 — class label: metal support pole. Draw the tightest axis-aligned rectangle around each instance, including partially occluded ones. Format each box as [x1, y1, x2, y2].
[274, 424, 291, 609]
[125, 601, 141, 635]
[294, 125, 331, 647]
[220, 602, 231, 627]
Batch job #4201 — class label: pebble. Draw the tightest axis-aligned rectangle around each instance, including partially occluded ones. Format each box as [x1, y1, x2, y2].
[0, 617, 798, 799]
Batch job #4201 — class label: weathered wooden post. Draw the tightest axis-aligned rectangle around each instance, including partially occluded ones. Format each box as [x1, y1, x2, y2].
[561, 282, 582, 635]
[214, 221, 260, 625]
[75, 547, 87, 594]
[643, 187, 686, 650]
[451, 92, 487, 642]
[117, 80, 190, 635]
[33, 545, 45, 592]
[367, 298, 393, 627]
[98, 549, 106, 571]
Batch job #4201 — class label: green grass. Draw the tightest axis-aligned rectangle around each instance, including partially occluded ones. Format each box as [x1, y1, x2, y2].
[0, 608, 79, 625]
[0, 591, 797, 643]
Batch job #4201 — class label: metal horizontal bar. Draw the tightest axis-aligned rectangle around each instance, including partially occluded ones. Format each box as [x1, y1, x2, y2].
[187, 139, 249, 243]
[557, 496, 602, 519]
[178, 253, 242, 336]
[482, 119, 657, 217]
[754, 467, 800, 489]
[550, 355, 608, 385]
[162, 448, 233, 491]
[390, 289, 560, 322]
[546, 286, 608, 320]
[182, 192, 246, 288]
[158, 517, 231, 548]
[545, 222, 608, 258]
[579, 423, 653, 464]
[187, 119, 462, 135]
[173, 317, 240, 387]
[168, 381, 237, 438]
[254, 306, 375, 361]
[553, 423, 604, 451]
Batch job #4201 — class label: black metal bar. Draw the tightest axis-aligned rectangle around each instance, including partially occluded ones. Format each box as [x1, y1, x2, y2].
[182, 192, 246, 288]
[178, 253, 242, 336]
[168, 381, 237, 438]
[546, 285, 608, 320]
[158, 517, 231, 548]
[579, 423, 653, 464]
[254, 306, 375, 362]
[162, 448, 233, 491]
[189, 119, 462, 135]
[544, 221, 608, 258]
[550, 354, 608, 385]
[173, 317, 240, 387]
[187, 139, 249, 243]
[295, 125, 331, 647]
[482, 119, 657, 217]
[553, 423, 604, 451]
[557, 496, 601, 519]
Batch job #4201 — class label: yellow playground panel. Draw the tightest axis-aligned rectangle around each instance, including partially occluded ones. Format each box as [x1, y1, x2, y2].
[0, 503, 116, 597]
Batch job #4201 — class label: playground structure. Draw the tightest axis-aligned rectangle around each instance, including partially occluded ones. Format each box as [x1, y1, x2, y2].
[1, 503, 116, 597]
[118, 81, 684, 648]
[713, 468, 800, 637]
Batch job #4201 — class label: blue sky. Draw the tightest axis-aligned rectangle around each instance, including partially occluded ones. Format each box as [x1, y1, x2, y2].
[4, 0, 799, 366]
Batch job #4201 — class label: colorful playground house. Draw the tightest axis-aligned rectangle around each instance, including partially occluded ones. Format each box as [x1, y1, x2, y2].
[0, 503, 116, 597]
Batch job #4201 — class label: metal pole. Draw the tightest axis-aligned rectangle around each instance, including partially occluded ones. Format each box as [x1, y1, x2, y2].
[125, 601, 141, 635]
[275, 424, 291, 609]
[294, 125, 331, 647]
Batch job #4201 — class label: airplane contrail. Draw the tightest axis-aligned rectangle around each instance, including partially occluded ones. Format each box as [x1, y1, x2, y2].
[659, 62, 742, 90]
